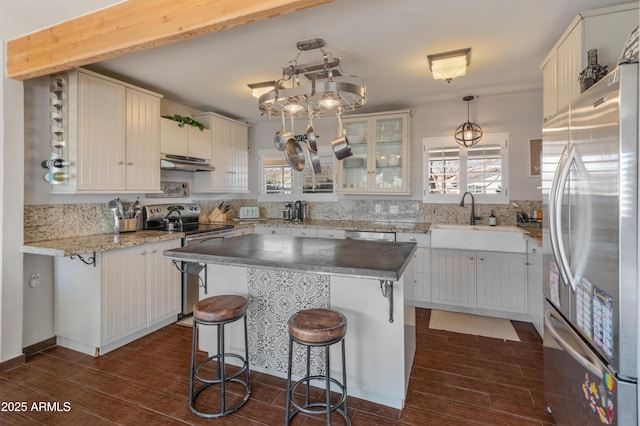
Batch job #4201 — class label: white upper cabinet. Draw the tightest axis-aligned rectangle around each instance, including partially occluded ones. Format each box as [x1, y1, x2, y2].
[541, 3, 638, 122]
[52, 68, 162, 194]
[337, 110, 410, 194]
[192, 112, 249, 193]
[160, 117, 212, 160]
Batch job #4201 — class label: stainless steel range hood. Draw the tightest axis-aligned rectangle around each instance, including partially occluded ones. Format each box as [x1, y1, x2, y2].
[160, 154, 215, 171]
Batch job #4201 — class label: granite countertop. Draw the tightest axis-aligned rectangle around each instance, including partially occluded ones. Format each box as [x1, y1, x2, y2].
[164, 233, 418, 281]
[238, 219, 432, 234]
[21, 231, 184, 257]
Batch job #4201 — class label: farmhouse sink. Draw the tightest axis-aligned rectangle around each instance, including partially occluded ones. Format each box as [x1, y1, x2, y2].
[430, 223, 527, 253]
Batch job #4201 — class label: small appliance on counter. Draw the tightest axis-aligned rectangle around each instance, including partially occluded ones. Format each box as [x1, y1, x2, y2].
[283, 201, 309, 221]
[238, 206, 259, 220]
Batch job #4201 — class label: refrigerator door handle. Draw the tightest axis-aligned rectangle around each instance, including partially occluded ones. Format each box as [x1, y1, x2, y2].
[549, 144, 574, 290]
[544, 308, 604, 378]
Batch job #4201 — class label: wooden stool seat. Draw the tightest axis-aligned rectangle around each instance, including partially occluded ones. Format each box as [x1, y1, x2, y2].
[193, 295, 247, 323]
[288, 308, 347, 344]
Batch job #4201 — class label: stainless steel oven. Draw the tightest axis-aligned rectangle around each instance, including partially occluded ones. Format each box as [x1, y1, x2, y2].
[142, 203, 235, 318]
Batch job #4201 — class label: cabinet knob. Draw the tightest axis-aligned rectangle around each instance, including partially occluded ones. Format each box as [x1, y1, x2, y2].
[409, 237, 416, 242]
[531, 248, 537, 253]
[469, 256, 474, 260]
[328, 233, 335, 237]
[127, 161, 133, 165]
[479, 257, 484, 261]
[141, 251, 147, 255]
[271, 230, 276, 234]
[118, 161, 124, 165]
[151, 249, 157, 253]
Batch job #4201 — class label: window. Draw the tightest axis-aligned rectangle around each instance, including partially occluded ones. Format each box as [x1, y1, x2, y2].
[423, 133, 509, 204]
[259, 148, 337, 202]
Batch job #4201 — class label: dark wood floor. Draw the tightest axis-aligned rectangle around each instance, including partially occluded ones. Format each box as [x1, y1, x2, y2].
[1, 308, 555, 425]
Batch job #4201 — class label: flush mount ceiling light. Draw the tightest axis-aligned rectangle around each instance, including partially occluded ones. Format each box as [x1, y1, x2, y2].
[247, 38, 366, 117]
[427, 48, 471, 83]
[455, 95, 483, 147]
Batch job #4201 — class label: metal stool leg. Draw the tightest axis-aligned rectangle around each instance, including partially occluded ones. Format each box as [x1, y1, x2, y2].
[285, 336, 294, 426]
[306, 344, 311, 407]
[219, 323, 226, 413]
[325, 344, 331, 426]
[189, 321, 198, 405]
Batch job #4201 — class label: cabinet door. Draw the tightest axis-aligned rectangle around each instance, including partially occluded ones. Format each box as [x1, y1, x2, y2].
[339, 111, 410, 194]
[373, 114, 409, 193]
[340, 118, 369, 191]
[227, 121, 249, 191]
[476, 251, 527, 313]
[147, 240, 181, 327]
[431, 249, 476, 308]
[556, 21, 582, 111]
[125, 88, 160, 191]
[101, 245, 147, 345]
[160, 117, 189, 156]
[76, 73, 125, 191]
[542, 53, 557, 122]
[188, 126, 212, 160]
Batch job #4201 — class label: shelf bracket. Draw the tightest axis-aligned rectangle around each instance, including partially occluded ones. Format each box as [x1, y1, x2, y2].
[70, 252, 96, 267]
[172, 260, 208, 295]
[379, 280, 394, 323]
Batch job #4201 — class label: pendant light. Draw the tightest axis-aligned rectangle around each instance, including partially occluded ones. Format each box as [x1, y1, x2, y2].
[455, 95, 482, 147]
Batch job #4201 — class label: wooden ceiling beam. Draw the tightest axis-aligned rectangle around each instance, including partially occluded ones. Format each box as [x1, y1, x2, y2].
[6, 0, 333, 80]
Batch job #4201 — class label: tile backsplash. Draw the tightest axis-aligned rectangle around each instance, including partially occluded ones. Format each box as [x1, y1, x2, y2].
[24, 199, 541, 243]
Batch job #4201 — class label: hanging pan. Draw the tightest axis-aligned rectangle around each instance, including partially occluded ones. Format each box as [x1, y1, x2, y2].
[274, 112, 291, 151]
[306, 105, 318, 152]
[331, 112, 353, 160]
[284, 116, 305, 171]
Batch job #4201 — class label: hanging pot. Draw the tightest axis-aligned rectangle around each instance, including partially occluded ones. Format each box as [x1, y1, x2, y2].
[305, 105, 318, 152]
[307, 144, 322, 174]
[285, 138, 305, 171]
[274, 112, 290, 151]
[331, 112, 353, 160]
[284, 117, 305, 171]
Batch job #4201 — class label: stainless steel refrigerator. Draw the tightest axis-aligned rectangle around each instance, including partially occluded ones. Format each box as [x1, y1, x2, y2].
[542, 62, 638, 426]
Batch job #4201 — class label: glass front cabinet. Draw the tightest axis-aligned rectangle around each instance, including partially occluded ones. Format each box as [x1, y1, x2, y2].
[337, 110, 410, 194]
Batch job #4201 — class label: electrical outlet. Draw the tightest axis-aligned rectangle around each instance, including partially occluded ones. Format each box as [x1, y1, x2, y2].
[390, 205, 399, 214]
[29, 273, 42, 288]
[375, 204, 381, 214]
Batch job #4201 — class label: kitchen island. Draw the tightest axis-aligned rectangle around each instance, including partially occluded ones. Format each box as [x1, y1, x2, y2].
[164, 234, 417, 409]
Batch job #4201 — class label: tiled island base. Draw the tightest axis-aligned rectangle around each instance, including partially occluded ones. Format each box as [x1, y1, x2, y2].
[197, 264, 414, 409]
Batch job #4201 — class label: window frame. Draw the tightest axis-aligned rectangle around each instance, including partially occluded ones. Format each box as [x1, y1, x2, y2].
[422, 132, 509, 204]
[258, 148, 339, 202]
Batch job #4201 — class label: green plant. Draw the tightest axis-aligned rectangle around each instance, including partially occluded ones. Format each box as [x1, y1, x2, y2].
[162, 114, 205, 131]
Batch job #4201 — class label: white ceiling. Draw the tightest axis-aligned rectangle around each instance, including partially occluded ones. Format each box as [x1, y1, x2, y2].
[7, 0, 635, 124]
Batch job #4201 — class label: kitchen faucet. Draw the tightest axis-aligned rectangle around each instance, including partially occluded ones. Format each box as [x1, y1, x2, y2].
[459, 191, 481, 225]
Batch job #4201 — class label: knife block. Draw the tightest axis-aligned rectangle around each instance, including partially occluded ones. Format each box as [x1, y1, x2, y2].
[208, 208, 227, 222]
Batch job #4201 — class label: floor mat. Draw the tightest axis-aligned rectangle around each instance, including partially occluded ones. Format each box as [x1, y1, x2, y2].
[428, 310, 520, 341]
[176, 316, 194, 327]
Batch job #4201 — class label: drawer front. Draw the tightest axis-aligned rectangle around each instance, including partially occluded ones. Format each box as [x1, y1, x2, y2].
[254, 226, 291, 236]
[290, 228, 317, 238]
[317, 229, 346, 239]
[396, 232, 430, 247]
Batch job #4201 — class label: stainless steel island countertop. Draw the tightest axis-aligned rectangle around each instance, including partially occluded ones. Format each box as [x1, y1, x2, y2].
[163, 233, 417, 281]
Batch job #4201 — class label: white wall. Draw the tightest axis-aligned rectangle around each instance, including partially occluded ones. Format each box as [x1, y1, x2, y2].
[248, 89, 543, 201]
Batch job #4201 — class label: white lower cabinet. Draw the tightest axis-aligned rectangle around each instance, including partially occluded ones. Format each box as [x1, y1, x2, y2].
[253, 225, 291, 236]
[54, 239, 181, 356]
[431, 249, 476, 308]
[431, 248, 527, 315]
[316, 229, 346, 239]
[396, 233, 431, 305]
[476, 251, 527, 313]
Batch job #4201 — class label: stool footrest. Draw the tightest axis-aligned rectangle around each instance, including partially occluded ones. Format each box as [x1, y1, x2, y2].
[289, 375, 347, 414]
[194, 353, 248, 385]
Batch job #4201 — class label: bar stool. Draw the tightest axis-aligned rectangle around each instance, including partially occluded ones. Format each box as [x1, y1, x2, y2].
[285, 308, 350, 426]
[189, 295, 251, 418]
